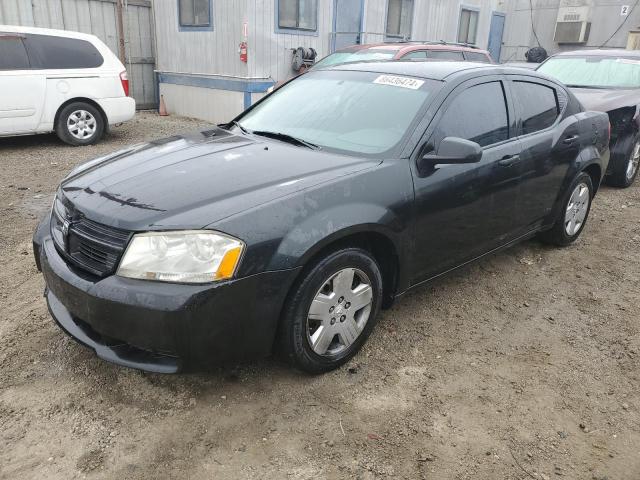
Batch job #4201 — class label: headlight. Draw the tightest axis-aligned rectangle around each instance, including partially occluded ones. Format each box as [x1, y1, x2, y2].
[117, 231, 244, 283]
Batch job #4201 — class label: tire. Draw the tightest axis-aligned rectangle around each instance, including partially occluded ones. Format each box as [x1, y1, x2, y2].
[538, 172, 594, 247]
[278, 248, 383, 374]
[605, 131, 640, 188]
[55, 102, 105, 146]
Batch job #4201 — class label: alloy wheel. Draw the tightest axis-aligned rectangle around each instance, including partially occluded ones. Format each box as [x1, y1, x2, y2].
[67, 110, 97, 140]
[565, 182, 590, 236]
[627, 141, 640, 181]
[306, 267, 373, 356]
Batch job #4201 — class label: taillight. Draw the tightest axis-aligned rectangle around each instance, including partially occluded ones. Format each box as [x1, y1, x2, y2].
[119, 71, 130, 97]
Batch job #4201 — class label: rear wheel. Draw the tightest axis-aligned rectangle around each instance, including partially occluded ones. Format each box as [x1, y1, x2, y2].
[55, 102, 105, 146]
[606, 132, 640, 188]
[278, 248, 383, 374]
[538, 172, 593, 246]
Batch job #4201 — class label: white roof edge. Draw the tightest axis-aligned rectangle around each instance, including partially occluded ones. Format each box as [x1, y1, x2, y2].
[0, 25, 98, 41]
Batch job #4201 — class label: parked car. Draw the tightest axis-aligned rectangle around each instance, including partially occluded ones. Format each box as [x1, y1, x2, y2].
[268, 41, 493, 92]
[313, 41, 494, 68]
[0, 26, 135, 146]
[537, 49, 640, 187]
[33, 62, 610, 374]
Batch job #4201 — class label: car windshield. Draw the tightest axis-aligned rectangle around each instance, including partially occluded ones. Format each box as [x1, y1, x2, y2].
[313, 49, 398, 69]
[538, 56, 640, 89]
[238, 70, 438, 155]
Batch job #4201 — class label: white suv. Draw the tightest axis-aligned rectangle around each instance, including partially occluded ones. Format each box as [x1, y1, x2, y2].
[0, 26, 135, 146]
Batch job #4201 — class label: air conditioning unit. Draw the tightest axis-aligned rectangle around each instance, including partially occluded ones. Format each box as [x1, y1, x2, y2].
[554, 6, 591, 44]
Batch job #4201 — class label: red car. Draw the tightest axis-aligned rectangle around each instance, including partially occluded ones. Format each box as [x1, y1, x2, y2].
[313, 41, 494, 69]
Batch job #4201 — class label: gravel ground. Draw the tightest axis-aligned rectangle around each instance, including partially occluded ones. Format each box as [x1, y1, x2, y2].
[1, 112, 639, 480]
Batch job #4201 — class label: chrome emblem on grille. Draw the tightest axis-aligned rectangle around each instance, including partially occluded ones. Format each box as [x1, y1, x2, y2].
[62, 219, 71, 251]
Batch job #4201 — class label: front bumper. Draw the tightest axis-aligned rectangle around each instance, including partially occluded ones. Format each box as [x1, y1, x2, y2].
[33, 218, 299, 372]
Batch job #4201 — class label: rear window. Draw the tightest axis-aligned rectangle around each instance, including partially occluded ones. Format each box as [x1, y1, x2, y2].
[428, 50, 465, 61]
[25, 34, 104, 69]
[0, 36, 30, 70]
[512, 81, 559, 135]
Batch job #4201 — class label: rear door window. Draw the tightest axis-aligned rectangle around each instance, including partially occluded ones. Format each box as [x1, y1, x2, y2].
[402, 51, 428, 60]
[511, 81, 559, 135]
[433, 81, 509, 147]
[0, 36, 30, 70]
[428, 50, 465, 61]
[25, 34, 104, 69]
[464, 51, 491, 63]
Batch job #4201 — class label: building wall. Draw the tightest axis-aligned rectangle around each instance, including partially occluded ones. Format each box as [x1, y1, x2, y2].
[502, 0, 640, 62]
[154, 0, 506, 123]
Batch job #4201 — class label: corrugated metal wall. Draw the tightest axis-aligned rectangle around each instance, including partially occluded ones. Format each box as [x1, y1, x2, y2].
[153, 0, 506, 123]
[0, 0, 156, 108]
[502, 0, 640, 62]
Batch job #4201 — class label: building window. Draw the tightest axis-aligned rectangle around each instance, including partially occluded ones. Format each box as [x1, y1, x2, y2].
[278, 0, 318, 31]
[179, 0, 212, 30]
[458, 7, 479, 44]
[386, 0, 413, 39]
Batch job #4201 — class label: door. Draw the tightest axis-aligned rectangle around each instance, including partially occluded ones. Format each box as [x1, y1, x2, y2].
[487, 12, 505, 62]
[509, 78, 574, 233]
[410, 79, 522, 283]
[332, 0, 364, 51]
[0, 34, 45, 134]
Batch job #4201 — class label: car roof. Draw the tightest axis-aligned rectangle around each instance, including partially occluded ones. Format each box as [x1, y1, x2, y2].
[329, 61, 530, 81]
[335, 42, 491, 56]
[552, 48, 640, 58]
[0, 24, 99, 42]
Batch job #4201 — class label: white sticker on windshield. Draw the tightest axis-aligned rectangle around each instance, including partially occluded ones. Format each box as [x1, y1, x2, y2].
[373, 75, 425, 89]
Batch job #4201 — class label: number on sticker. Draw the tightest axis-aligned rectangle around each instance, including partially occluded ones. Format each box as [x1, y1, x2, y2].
[373, 75, 425, 90]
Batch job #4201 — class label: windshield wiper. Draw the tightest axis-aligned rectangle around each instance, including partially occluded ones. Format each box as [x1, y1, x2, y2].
[564, 84, 608, 89]
[251, 130, 320, 150]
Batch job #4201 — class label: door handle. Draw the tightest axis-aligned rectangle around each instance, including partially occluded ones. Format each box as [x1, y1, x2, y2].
[563, 135, 579, 145]
[498, 155, 520, 167]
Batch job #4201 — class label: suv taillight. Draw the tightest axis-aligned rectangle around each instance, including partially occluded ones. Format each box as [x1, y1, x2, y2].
[119, 71, 130, 97]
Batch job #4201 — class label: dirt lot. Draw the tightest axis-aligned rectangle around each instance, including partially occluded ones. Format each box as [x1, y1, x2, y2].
[1, 112, 639, 480]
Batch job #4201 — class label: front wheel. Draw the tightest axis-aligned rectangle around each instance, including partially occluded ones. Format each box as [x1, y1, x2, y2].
[278, 248, 383, 374]
[538, 172, 593, 246]
[55, 102, 105, 146]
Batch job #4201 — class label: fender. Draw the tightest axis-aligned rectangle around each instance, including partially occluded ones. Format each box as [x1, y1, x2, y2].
[268, 202, 407, 272]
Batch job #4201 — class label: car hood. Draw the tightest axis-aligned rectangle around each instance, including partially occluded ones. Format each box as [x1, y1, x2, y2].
[60, 128, 379, 230]
[571, 87, 639, 112]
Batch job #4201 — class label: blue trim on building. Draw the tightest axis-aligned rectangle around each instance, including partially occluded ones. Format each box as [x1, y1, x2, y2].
[157, 72, 275, 108]
[178, 0, 214, 32]
[274, 0, 319, 36]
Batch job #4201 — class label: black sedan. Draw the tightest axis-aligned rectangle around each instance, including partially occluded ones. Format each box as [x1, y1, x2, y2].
[538, 49, 640, 188]
[33, 62, 610, 374]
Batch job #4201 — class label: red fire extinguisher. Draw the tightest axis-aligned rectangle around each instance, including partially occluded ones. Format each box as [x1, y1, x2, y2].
[239, 41, 248, 63]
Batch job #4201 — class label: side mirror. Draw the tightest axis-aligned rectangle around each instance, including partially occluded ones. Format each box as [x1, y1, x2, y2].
[418, 137, 482, 173]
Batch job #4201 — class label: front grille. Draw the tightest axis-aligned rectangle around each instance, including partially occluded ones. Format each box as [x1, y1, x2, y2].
[51, 194, 131, 277]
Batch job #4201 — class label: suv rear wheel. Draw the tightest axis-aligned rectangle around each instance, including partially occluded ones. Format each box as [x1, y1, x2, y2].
[278, 248, 383, 374]
[56, 102, 105, 146]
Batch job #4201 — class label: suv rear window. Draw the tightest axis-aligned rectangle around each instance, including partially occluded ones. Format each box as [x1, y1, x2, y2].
[0, 36, 30, 70]
[25, 34, 104, 69]
[512, 81, 559, 135]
